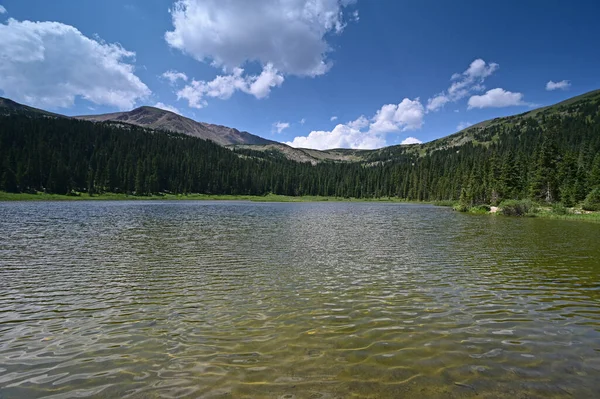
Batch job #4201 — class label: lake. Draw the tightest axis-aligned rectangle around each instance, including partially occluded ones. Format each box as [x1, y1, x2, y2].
[0, 201, 599, 398]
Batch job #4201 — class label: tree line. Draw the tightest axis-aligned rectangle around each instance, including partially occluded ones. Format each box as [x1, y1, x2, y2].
[1, 97, 599, 205]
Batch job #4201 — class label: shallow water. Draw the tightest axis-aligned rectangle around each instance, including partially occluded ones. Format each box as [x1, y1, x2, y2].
[0, 201, 599, 398]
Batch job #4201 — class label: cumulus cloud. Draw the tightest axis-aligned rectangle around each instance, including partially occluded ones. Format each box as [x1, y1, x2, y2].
[456, 121, 473, 131]
[546, 80, 571, 91]
[162, 70, 188, 85]
[154, 102, 181, 114]
[177, 63, 284, 108]
[165, 0, 356, 77]
[426, 59, 499, 112]
[468, 88, 525, 109]
[247, 63, 284, 98]
[330, 116, 338, 121]
[369, 99, 425, 133]
[347, 116, 369, 130]
[0, 18, 150, 109]
[0, 5, 6, 14]
[273, 121, 290, 134]
[286, 121, 386, 150]
[286, 98, 424, 150]
[401, 137, 422, 145]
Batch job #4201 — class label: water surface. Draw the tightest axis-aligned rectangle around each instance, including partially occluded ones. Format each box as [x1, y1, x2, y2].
[1, 201, 599, 398]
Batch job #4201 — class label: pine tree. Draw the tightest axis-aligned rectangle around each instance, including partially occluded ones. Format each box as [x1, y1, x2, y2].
[529, 130, 559, 203]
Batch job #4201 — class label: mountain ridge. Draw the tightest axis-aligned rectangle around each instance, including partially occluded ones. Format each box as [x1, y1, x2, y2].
[75, 106, 275, 146]
[1, 89, 599, 206]
[0, 97, 66, 118]
[2, 88, 599, 164]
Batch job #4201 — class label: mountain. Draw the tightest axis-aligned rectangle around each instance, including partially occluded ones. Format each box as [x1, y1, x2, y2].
[76, 106, 275, 146]
[1, 89, 599, 205]
[233, 143, 368, 165]
[238, 89, 600, 164]
[0, 97, 65, 118]
[335, 88, 600, 164]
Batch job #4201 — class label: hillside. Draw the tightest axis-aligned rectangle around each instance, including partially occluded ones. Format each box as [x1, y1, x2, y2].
[0, 97, 275, 146]
[1, 89, 599, 207]
[0, 97, 65, 118]
[76, 106, 275, 146]
[237, 89, 600, 163]
[352, 88, 600, 163]
[5, 89, 599, 164]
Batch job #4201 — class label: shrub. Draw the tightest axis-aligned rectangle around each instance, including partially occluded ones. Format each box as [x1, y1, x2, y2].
[552, 203, 568, 215]
[453, 203, 469, 212]
[582, 188, 600, 211]
[470, 205, 491, 214]
[500, 199, 536, 217]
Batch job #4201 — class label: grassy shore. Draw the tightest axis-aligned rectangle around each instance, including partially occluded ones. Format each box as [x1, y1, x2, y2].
[531, 208, 600, 222]
[0, 191, 411, 203]
[450, 200, 600, 223]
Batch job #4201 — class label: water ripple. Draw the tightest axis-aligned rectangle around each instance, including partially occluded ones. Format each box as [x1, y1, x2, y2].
[0, 201, 599, 398]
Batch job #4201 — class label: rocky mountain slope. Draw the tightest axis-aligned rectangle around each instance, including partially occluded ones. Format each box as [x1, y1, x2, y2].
[76, 106, 274, 146]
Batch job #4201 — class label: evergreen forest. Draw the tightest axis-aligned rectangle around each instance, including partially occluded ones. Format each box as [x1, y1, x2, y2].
[1, 91, 600, 207]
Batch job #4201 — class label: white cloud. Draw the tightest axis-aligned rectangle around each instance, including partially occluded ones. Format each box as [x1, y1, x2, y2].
[154, 102, 181, 114]
[330, 115, 338, 121]
[165, 0, 356, 77]
[177, 63, 284, 108]
[176, 81, 208, 109]
[456, 121, 473, 131]
[426, 59, 499, 111]
[0, 5, 6, 14]
[299, 118, 306, 125]
[426, 94, 450, 112]
[347, 115, 369, 130]
[273, 121, 290, 134]
[369, 99, 425, 133]
[0, 18, 150, 109]
[401, 137, 422, 145]
[546, 80, 571, 91]
[247, 63, 284, 98]
[468, 88, 525, 109]
[286, 121, 386, 150]
[286, 98, 424, 150]
[162, 70, 188, 85]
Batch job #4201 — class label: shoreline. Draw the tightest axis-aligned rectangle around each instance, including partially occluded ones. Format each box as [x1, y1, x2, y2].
[0, 191, 421, 203]
[458, 204, 600, 223]
[2, 192, 598, 222]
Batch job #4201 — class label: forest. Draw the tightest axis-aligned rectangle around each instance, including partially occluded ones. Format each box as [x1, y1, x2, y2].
[1, 95, 600, 208]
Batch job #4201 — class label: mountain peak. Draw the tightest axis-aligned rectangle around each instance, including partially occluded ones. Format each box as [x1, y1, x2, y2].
[75, 106, 274, 146]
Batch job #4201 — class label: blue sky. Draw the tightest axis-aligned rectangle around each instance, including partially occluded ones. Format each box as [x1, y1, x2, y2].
[1, 0, 599, 149]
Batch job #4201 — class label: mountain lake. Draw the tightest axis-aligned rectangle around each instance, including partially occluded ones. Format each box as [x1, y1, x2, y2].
[1, 201, 599, 398]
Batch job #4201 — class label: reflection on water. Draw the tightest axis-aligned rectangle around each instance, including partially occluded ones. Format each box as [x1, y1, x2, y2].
[0, 201, 599, 398]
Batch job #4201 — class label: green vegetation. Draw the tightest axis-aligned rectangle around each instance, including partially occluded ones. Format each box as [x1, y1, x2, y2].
[0, 191, 409, 203]
[1, 90, 600, 214]
[499, 199, 537, 217]
[453, 198, 600, 222]
[532, 209, 600, 222]
[582, 188, 600, 211]
[469, 205, 492, 214]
